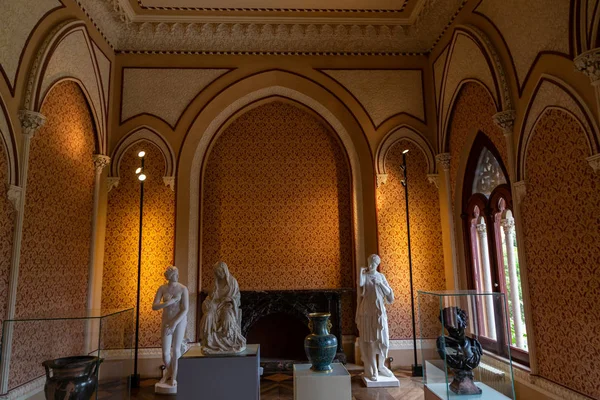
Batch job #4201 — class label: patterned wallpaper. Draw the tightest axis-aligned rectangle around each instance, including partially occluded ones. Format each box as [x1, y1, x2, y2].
[102, 141, 175, 348]
[201, 101, 354, 331]
[447, 82, 507, 203]
[0, 139, 13, 340]
[11, 81, 95, 389]
[522, 109, 600, 399]
[377, 140, 446, 339]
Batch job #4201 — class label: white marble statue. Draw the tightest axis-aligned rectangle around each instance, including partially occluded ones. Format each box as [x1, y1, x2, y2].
[200, 261, 247, 354]
[152, 265, 189, 394]
[356, 254, 395, 382]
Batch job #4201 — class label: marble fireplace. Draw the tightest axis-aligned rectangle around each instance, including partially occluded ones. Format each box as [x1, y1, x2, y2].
[198, 289, 352, 372]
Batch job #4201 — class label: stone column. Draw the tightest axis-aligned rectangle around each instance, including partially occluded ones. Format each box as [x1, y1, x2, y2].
[0, 110, 46, 393]
[574, 48, 600, 173]
[435, 153, 459, 289]
[500, 215, 525, 349]
[476, 220, 496, 340]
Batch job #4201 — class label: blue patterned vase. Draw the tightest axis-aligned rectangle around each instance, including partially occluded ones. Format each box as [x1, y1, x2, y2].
[304, 312, 337, 372]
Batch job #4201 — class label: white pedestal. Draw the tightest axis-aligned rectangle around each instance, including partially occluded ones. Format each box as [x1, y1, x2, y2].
[425, 383, 511, 400]
[362, 374, 400, 387]
[178, 344, 260, 400]
[294, 363, 351, 400]
[154, 382, 177, 394]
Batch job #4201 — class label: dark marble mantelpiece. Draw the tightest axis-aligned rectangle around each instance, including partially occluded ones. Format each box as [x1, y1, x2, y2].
[198, 289, 354, 366]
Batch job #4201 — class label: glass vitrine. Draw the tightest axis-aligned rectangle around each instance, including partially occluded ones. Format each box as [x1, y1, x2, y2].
[418, 291, 515, 399]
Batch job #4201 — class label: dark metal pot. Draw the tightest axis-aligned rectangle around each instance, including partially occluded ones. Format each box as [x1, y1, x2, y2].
[42, 356, 103, 400]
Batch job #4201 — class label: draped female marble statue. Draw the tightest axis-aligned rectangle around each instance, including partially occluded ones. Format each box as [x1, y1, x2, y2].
[152, 265, 189, 393]
[200, 261, 247, 354]
[356, 254, 395, 383]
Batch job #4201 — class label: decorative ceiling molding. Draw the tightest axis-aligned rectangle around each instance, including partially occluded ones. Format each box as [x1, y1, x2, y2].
[74, 0, 466, 53]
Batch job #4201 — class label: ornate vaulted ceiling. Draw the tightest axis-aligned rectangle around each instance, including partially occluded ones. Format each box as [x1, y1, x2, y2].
[74, 0, 467, 54]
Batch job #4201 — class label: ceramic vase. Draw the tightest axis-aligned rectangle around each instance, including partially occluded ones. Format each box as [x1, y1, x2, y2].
[42, 356, 103, 400]
[304, 312, 337, 372]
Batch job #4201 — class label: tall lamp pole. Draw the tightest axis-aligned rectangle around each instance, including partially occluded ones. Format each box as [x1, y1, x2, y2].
[132, 150, 147, 388]
[400, 149, 423, 377]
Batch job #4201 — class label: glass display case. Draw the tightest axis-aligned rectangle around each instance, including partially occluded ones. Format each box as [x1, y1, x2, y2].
[418, 291, 515, 400]
[0, 308, 134, 399]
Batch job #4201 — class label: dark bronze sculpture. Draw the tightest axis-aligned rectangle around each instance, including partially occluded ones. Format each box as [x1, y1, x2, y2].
[436, 307, 482, 395]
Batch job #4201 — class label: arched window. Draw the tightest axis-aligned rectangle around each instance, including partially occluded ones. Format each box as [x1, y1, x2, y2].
[462, 133, 528, 365]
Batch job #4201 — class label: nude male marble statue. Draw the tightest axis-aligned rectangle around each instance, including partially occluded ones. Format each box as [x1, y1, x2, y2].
[356, 254, 395, 382]
[200, 261, 247, 354]
[152, 265, 189, 394]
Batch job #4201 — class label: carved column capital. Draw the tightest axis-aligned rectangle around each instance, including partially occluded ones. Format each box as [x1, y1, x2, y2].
[6, 185, 22, 212]
[107, 177, 120, 192]
[587, 154, 600, 173]
[18, 110, 46, 138]
[163, 176, 175, 191]
[493, 110, 516, 135]
[500, 217, 515, 232]
[376, 174, 388, 188]
[476, 222, 488, 237]
[92, 154, 111, 175]
[574, 48, 600, 86]
[436, 153, 451, 171]
[427, 174, 440, 189]
[513, 180, 527, 205]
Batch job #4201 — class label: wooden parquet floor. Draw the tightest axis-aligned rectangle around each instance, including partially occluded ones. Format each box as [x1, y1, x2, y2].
[125, 369, 424, 400]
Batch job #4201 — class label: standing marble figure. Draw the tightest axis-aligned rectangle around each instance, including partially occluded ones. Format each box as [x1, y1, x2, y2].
[356, 254, 396, 384]
[200, 261, 247, 354]
[152, 265, 189, 394]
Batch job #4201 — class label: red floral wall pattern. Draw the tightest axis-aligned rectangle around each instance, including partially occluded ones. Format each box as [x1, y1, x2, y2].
[11, 81, 96, 389]
[377, 140, 446, 339]
[201, 101, 354, 330]
[447, 82, 507, 203]
[102, 141, 175, 348]
[522, 109, 600, 399]
[0, 139, 13, 336]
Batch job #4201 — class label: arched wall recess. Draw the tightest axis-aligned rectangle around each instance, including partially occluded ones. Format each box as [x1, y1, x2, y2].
[438, 30, 505, 152]
[24, 20, 108, 154]
[517, 75, 600, 180]
[177, 72, 375, 340]
[110, 126, 175, 179]
[375, 125, 436, 182]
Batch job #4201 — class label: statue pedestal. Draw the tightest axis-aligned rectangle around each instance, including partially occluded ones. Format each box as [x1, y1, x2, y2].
[154, 382, 177, 394]
[177, 344, 260, 400]
[293, 363, 351, 400]
[362, 374, 400, 388]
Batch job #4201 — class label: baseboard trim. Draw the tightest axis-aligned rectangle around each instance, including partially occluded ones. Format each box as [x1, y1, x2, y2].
[0, 377, 44, 400]
[513, 368, 594, 400]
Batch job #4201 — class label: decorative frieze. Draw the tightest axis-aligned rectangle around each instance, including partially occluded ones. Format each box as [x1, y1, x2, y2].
[436, 153, 451, 171]
[574, 48, 600, 86]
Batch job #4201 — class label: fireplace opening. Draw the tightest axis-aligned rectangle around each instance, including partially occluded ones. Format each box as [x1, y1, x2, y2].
[246, 312, 309, 361]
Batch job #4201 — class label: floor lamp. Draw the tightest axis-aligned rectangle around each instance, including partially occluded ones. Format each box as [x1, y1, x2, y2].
[400, 149, 423, 377]
[132, 150, 147, 388]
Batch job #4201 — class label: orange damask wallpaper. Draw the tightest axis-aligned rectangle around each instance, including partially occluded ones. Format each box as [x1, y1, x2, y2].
[522, 109, 600, 399]
[377, 140, 446, 339]
[102, 141, 175, 348]
[447, 82, 507, 202]
[11, 81, 96, 389]
[0, 140, 13, 337]
[201, 101, 354, 293]
[201, 101, 355, 334]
